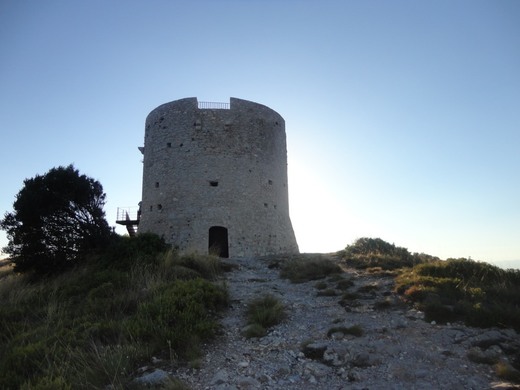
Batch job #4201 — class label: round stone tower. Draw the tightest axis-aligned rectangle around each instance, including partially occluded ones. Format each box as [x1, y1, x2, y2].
[138, 97, 299, 257]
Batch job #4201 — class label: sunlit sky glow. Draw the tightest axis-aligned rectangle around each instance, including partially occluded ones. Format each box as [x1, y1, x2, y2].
[1, 1, 519, 268]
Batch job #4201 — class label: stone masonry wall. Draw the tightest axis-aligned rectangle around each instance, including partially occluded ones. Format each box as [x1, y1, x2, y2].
[138, 97, 299, 257]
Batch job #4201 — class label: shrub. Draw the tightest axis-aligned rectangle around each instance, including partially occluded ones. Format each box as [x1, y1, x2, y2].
[95, 233, 169, 270]
[373, 298, 393, 310]
[341, 292, 360, 301]
[21, 376, 72, 390]
[336, 279, 354, 290]
[314, 281, 328, 290]
[242, 323, 267, 338]
[243, 294, 286, 338]
[396, 258, 520, 330]
[342, 238, 438, 270]
[65, 342, 146, 389]
[0, 247, 228, 388]
[128, 278, 228, 355]
[168, 251, 221, 280]
[280, 256, 342, 283]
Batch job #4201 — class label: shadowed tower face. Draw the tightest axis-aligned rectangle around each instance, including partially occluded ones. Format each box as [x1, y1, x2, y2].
[138, 97, 299, 257]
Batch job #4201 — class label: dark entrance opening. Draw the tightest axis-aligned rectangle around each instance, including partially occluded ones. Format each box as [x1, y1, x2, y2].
[209, 226, 229, 258]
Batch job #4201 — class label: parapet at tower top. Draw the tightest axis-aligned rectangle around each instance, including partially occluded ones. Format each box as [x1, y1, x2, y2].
[146, 97, 284, 121]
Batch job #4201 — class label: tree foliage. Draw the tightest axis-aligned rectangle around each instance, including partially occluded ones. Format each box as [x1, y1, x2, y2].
[345, 237, 408, 257]
[343, 237, 439, 270]
[1, 165, 112, 274]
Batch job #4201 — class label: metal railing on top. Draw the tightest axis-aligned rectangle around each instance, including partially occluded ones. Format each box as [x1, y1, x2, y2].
[116, 207, 140, 222]
[198, 101, 230, 110]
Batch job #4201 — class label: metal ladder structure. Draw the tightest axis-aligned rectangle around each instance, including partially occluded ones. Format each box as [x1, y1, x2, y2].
[115, 207, 140, 237]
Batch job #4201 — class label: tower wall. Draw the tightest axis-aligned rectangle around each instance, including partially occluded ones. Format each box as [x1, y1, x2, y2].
[139, 97, 299, 257]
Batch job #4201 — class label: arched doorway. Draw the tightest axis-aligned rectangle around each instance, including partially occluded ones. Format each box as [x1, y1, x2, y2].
[208, 226, 229, 258]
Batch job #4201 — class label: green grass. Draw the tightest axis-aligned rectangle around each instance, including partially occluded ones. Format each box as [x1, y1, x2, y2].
[395, 258, 520, 330]
[279, 255, 342, 283]
[243, 294, 286, 338]
[0, 234, 228, 389]
[241, 323, 268, 339]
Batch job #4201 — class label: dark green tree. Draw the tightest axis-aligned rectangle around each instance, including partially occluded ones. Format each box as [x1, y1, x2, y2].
[0, 165, 112, 274]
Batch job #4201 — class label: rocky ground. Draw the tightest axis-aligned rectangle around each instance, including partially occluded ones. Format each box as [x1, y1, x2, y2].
[135, 254, 520, 389]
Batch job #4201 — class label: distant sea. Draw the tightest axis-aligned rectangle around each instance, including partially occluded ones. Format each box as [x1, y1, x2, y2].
[489, 260, 520, 270]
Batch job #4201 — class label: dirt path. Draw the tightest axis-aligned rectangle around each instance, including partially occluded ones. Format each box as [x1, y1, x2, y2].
[171, 254, 519, 389]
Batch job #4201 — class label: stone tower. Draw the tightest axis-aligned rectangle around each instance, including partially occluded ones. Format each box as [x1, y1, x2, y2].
[138, 97, 299, 257]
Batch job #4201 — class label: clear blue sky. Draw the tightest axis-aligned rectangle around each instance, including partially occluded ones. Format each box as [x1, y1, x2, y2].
[1, 0, 519, 268]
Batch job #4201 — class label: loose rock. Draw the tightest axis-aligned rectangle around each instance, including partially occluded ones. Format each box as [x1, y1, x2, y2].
[169, 255, 520, 389]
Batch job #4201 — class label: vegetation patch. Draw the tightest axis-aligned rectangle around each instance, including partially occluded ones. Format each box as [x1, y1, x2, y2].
[241, 323, 268, 339]
[0, 260, 13, 279]
[164, 250, 222, 280]
[127, 278, 228, 353]
[243, 294, 286, 338]
[280, 256, 342, 283]
[314, 281, 328, 290]
[336, 278, 354, 291]
[467, 348, 500, 365]
[494, 361, 520, 383]
[0, 235, 228, 389]
[339, 291, 361, 305]
[342, 238, 438, 270]
[395, 258, 520, 330]
[373, 298, 393, 310]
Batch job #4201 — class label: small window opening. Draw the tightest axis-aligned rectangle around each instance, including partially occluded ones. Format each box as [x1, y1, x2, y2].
[155, 182, 159, 188]
[209, 181, 219, 187]
[268, 180, 273, 185]
[179, 143, 183, 147]
[264, 203, 268, 208]
[149, 205, 153, 211]
[157, 204, 162, 210]
[167, 142, 172, 148]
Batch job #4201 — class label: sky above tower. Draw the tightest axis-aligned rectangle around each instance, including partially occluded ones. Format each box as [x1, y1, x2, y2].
[1, 0, 519, 268]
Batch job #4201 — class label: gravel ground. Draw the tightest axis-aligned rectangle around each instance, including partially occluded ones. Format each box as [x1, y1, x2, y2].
[143, 254, 520, 389]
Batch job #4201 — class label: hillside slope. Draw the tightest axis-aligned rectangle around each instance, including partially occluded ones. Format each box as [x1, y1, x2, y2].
[141, 254, 520, 389]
